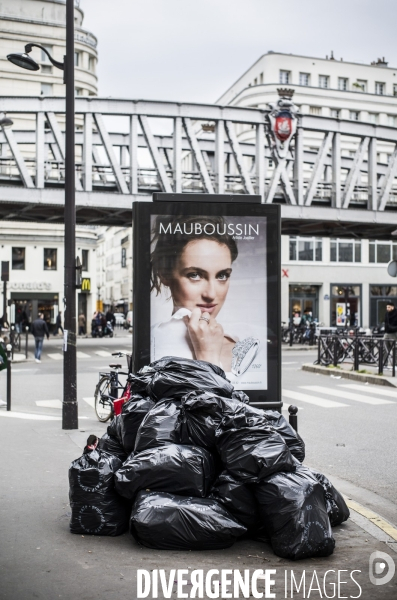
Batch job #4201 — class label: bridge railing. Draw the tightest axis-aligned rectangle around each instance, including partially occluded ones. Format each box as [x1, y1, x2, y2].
[0, 96, 397, 209]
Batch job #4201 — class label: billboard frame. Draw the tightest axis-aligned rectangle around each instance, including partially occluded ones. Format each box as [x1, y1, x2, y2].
[133, 194, 281, 409]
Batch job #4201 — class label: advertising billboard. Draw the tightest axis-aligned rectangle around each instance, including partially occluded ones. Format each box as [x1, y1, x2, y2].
[133, 196, 281, 408]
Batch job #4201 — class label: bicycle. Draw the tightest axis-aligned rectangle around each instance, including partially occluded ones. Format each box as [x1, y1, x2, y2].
[94, 351, 133, 422]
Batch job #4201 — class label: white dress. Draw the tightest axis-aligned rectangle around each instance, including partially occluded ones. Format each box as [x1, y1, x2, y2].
[151, 308, 268, 390]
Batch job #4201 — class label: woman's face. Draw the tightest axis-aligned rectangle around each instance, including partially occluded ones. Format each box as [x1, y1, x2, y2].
[165, 239, 233, 318]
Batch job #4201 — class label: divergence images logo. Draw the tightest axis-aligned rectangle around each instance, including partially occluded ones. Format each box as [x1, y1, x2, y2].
[369, 551, 395, 586]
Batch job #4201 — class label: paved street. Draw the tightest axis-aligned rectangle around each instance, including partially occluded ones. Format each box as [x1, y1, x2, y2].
[1, 337, 396, 599]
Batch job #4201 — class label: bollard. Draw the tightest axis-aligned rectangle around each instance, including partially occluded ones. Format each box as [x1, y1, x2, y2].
[378, 339, 384, 375]
[110, 374, 118, 402]
[354, 338, 359, 371]
[393, 341, 396, 378]
[317, 334, 321, 365]
[333, 337, 338, 367]
[288, 405, 298, 433]
[6, 343, 12, 411]
[25, 326, 29, 359]
[289, 327, 293, 347]
[309, 324, 315, 346]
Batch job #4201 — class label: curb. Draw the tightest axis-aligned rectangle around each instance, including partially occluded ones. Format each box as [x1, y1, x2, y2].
[302, 363, 397, 387]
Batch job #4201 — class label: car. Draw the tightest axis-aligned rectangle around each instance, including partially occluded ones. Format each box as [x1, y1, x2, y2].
[114, 313, 125, 327]
[125, 310, 133, 329]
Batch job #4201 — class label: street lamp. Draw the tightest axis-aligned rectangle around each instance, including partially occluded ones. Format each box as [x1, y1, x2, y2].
[7, 0, 78, 430]
[0, 113, 14, 129]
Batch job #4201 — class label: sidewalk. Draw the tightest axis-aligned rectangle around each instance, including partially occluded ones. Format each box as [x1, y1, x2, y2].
[302, 361, 397, 388]
[0, 411, 396, 599]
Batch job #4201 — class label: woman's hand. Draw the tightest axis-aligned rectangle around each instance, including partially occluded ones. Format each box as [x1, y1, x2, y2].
[183, 307, 224, 366]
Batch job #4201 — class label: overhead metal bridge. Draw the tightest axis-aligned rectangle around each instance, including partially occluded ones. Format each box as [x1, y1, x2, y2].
[0, 96, 397, 237]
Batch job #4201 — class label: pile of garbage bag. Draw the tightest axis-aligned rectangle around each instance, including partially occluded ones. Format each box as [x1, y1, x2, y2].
[69, 356, 349, 558]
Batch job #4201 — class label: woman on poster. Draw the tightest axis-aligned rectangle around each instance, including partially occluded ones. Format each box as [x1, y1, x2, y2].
[150, 215, 266, 381]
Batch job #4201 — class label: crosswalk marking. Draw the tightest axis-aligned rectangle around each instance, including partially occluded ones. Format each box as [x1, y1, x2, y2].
[47, 353, 63, 360]
[0, 411, 61, 421]
[95, 350, 112, 357]
[282, 362, 298, 365]
[282, 389, 349, 408]
[77, 351, 90, 359]
[302, 385, 395, 406]
[339, 384, 397, 399]
[35, 400, 62, 409]
[83, 397, 95, 408]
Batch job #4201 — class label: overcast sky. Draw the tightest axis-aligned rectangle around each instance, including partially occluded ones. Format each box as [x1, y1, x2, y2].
[81, 0, 397, 104]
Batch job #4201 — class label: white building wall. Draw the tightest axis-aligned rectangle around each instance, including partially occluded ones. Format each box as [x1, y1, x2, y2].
[0, 222, 97, 332]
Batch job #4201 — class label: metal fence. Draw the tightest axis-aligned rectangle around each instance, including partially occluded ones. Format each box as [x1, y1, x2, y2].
[315, 334, 396, 376]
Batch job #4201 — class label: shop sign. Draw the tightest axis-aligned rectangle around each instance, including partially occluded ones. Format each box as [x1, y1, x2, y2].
[10, 282, 51, 291]
[132, 193, 281, 408]
[81, 278, 91, 293]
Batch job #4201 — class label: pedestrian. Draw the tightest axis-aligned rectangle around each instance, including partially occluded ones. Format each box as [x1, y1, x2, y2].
[78, 313, 86, 336]
[31, 312, 49, 363]
[54, 311, 64, 336]
[384, 302, 397, 340]
[105, 309, 115, 328]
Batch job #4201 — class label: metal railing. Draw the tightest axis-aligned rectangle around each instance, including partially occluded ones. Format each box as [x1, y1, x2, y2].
[0, 97, 397, 210]
[315, 334, 396, 376]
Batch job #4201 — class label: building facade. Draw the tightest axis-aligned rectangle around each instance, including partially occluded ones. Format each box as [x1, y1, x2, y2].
[0, 222, 97, 333]
[96, 226, 132, 316]
[217, 52, 397, 329]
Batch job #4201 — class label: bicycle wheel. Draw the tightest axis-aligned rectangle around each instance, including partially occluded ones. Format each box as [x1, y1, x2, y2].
[94, 375, 114, 422]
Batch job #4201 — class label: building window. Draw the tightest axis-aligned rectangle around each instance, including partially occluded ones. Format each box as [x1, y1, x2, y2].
[349, 111, 360, 121]
[88, 56, 96, 72]
[375, 82, 385, 95]
[121, 247, 127, 268]
[330, 239, 361, 262]
[75, 88, 83, 96]
[289, 236, 322, 261]
[44, 248, 57, 270]
[331, 285, 361, 327]
[41, 64, 52, 74]
[353, 79, 367, 92]
[81, 249, 89, 271]
[387, 115, 395, 127]
[331, 109, 340, 118]
[41, 83, 53, 96]
[369, 113, 378, 124]
[394, 84, 397, 97]
[369, 241, 397, 263]
[319, 75, 329, 89]
[299, 72, 310, 86]
[309, 106, 322, 116]
[260, 72, 263, 84]
[279, 70, 290, 84]
[338, 77, 348, 91]
[74, 52, 80, 67]
[12, 247, 25, 270]
[370, 285, 397, 327]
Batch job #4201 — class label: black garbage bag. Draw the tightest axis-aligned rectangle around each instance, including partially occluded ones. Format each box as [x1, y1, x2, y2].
[130, 491, 246, 550]
[98, 432, 127, 462]
[254, 465, 335, 560]
[216, 425, 296, 483]
[69, 447, 129, 536]
[107, 414, 122, 442]
[264, 410, 305, 463]
[307, 468, 350, 526]
[120, 394, 155, 455]
[208, 470, 259, 531]
[127, 371, 154, 395]
[134, 399, 181, 453]
[115, 444, 215, 500]
[176, 391, 262, 450]
[145, 356, 234, 402]
[232, 390, 250, 404]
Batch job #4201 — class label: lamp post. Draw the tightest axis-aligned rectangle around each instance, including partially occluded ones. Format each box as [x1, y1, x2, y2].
[7, 0, 78, 430]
